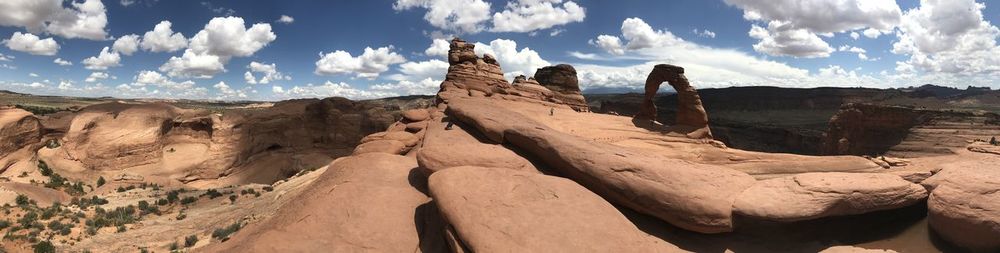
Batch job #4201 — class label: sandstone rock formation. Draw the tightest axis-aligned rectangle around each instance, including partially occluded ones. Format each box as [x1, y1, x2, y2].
[429, 166, 680, 251]
[39, 97, 414, 186]
[439, 38, 508, 98]
[822, 104, 925, 155]
[921, 161, 1000, 252]
[0, 107, 42, 158]
[734, 173, 927, 222]
[534, 64, 588, 111]
[635, 64, 712, 139]
[416, 143, 539, 174]
[201, 153, 446, 252]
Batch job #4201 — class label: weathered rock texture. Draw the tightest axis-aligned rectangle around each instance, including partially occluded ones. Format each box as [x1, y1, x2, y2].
[50, 97, 415, 185]
[734, 173, 927, 222]
[429, 166, 681, 252]
[416, 143, 539, 174]
[534, 64, 588, 112]
[822, 104, 926, 156]
[921, 161, 1000, 252]
[201, 153, 446, 252]
[439, 38, 508, 97]
[0, 107, 43, 158]
[635, 64, 712, 139]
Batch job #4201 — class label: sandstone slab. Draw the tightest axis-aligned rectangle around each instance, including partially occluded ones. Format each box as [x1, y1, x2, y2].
[733, 172, 927, 222]
[921, 161, 1000, 252]
[202, 153, 445, 252]
[352, 139, 407, 155]
[429, 166, 681, 252]
[416, 142, 539, 174]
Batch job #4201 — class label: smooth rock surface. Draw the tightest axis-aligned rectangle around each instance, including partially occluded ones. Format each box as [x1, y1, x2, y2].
[201, 153, 446, 252]
[921, 161, 1000, 252]
[733, 172, 927, 222]
[416, 143, 539, 174]
[429, 166, 682, 252]
[352, 139, 407, 155]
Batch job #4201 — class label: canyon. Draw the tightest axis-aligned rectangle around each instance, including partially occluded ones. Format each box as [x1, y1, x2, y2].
[0, 38, 998, 252]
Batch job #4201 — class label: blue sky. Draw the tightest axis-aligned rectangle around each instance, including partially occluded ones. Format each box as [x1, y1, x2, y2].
[0, 0, 998, 100]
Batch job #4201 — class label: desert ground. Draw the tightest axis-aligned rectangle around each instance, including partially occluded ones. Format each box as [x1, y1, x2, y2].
[1, 38, 998, 253]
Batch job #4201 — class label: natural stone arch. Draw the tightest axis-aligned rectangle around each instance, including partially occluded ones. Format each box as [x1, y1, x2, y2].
[634, 64, 713, 139]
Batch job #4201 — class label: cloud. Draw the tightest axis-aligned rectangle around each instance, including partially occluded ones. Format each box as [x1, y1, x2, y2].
[277, 15, 295, 24]
[273, 81, 397, 100]
[850, 32, 860, 40]
[371, 78, 442, 96]
[4, 32, 59, 56]
[723, 0, 902, 33]
[693, 29, 716, 38]
[112, 34, 141, 55]
[315, 46, 407, 79]
[120, 0, 135, 6]
[748, 21, 834, 58]
[82, 47, 121, 70]
[0, 53, 12, 62]
[583, 17, 821, 89]
[0, 0, 109, 40]
[245, 61, 290, 84]
[474, 38, 551, 78]
[590, 35, 624, 55]
[85, 72, 109, 82]
[161, 17, 277, 78]
[388, 59, 449, 82]
[213, 81, 249, 99]
[862, 28, 883, 39]
[567, 51, 598, 60]
[491, 0, 586, 33]
[725, 0, 901, 58]
[393, 0, 493, 34]
[890, 0, 1000, 75]
[425, 39, 450, 58]
[133, 70, 196, 90]
[29, 73, 38, 77]
[188, 17, 276, 59]
[159, 50, 224, 79]
[838, 45, 873, 61]
[141, 21, 188, 53]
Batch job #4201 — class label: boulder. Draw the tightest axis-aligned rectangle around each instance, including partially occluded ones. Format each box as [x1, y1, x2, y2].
[416, 143, 539, 174]
[733, 173, 927, 222]
[201, 153, 446, 252]
[403, 109, 430, 122]
[534, 64, 588, 111]
[352, 139, 407, 155]
[820, 246, 897, 253]
[406, 121, 428, 132]
[0, 107, 42, 157]
[429, 166, 681, 252]
[921, 162, 1000, 252]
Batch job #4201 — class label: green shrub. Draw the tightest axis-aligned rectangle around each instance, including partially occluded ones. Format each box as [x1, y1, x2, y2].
[0, 219, 10, 229]
[38, 161, 52, 177]
[180, 196, 197, 205]
[96, 176, 106, 187]
[16, 194, 30, 206]
[203, 189, 223, 199]
[33, 240, 55, 253]
[184, 234, 199, 247]
[211, 221, 242, 241]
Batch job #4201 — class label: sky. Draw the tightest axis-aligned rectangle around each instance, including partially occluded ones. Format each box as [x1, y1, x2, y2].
[0, 0, 999, 101]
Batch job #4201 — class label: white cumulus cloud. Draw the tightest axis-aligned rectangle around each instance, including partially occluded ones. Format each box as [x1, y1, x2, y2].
[160, 17, 277, 78]
[112, 34, 141, 55]
[393, 0, 493, 34]
[53, 58, 72, 66]
[0, 0, 109, 40]
[141, 21, 188, 53]
[277, 15, 294, 24]
[474, 38, 551, 78]
[4, 32, 59, 56]
[315, 46, 407, 79]
[245, 61, 290, 84]
[82, 47, 121, 70]
[491, 0, 586, 33]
